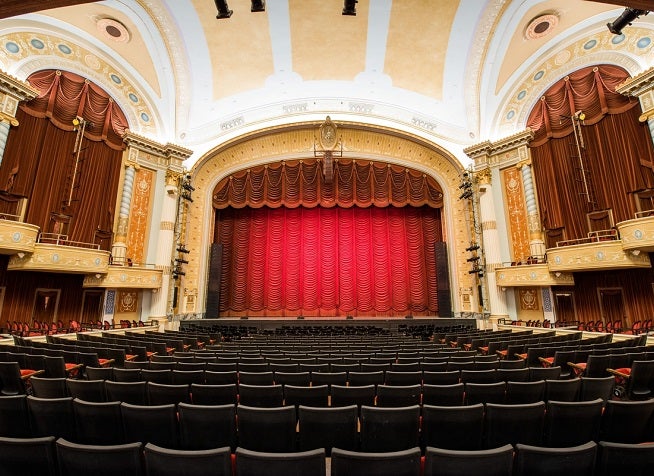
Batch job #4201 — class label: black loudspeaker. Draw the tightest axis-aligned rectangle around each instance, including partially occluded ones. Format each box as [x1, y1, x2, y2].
[205, 243, 223, 318]
[434, 242, 452, 317]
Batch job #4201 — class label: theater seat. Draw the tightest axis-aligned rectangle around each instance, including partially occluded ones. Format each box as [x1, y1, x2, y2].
[56, 438, 143, 476]
[144, 443, 232, 476]
[235, 447, 325, 476]
[423, 444, 514, 476]
[331, 447, 421, 476]
[513, 441, 597, 476]
[0, 435, 57, 476]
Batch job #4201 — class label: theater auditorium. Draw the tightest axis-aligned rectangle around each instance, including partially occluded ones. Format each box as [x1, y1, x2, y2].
[1, 0, 654, 474]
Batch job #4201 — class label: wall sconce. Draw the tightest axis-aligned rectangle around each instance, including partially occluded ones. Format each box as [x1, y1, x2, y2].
[152, 288, 159, 294]
[554, 272, 561, 278]
[501, 287, 507, 292]
[631, 249, 641, 256]
[95, 273, 102, 279]
[16, 252, 25, 258]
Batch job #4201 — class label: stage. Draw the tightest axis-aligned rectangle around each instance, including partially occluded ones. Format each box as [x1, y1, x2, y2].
[180, 317, 476, 333]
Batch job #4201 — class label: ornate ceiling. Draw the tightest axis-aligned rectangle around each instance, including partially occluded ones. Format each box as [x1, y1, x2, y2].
[0, 0, 652, 167]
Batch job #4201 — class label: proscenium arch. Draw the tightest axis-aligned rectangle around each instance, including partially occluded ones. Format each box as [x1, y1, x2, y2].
[183, 121, 475, 317]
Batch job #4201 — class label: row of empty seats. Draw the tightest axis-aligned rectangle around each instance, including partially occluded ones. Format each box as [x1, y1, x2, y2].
[2, 437, 652, 476]
[23, 375, 618, 407]
[2, 395, 653, 452]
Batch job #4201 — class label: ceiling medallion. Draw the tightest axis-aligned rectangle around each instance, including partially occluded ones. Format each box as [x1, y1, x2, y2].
[96, 18, 131, 43]
[525, 13, 559, 40]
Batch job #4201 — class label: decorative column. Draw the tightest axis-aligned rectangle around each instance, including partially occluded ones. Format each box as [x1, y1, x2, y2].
[476, 169, 508, 320]
[616, 69, 654, 149]
[111, 155, 137, 264]
[517, 159, 546, 259]
[0, 116, 16, 166]
[150, 170, 181, 319]
[0, 72, 38, 166]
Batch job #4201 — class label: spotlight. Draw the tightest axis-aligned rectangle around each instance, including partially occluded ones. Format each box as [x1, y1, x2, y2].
[214, 0, 233, 19]
[607, 8, 648, 35]
[466, 244, 480, 252]
[251, 0, 265, 12]
[466, 256, 480, 262]
[343, 0, 357, 16]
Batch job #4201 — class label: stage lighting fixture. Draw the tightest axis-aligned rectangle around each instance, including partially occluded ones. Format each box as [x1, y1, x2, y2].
[215, 0, 233, 19]
[466, 244, 480, 252]
[176, 245, 190, 254]
[466, 256, 480, 262]
[607, 7, 648, 35]
[343, 0, 357, 16]
[251, 0, 265, 12]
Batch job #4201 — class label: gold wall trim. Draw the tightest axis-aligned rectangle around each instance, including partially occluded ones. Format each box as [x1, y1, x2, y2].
[0, 220, 39, 254]
[7, 244, 110, 274]
[547, 241, 651, 272]
[83, 266, 162, 289]
[496, 263, 574, 287]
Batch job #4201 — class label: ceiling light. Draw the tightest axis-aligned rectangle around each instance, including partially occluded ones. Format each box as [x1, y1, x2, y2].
[215, 0, 233, 19]
[607, 8, 648, 35]
[343, 0, 357, 16]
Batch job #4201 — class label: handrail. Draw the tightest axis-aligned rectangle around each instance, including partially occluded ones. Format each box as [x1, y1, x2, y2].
[37, 232, 100, 250]
[0, 213, 21, 221]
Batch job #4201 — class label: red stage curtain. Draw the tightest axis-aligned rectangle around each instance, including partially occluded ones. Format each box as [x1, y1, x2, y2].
[213, 160, 444, 209]
[215, 205, 442, 317]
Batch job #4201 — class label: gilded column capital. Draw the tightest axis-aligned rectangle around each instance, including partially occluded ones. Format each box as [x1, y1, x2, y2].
[0, 112, 18, 127]
[166, 170, 183, 188]
[516, 158, 532, 170]
[475, 168, 491, 185]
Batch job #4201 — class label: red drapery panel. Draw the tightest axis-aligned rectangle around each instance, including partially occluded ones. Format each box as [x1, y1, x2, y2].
[213, 159, 444, 209]
[0, 70, 126, 249]
[527, 65, 637, 147]
[527, 64, 654, 239]
[215, 205, 442, 317]
[23, 69, 128, 150]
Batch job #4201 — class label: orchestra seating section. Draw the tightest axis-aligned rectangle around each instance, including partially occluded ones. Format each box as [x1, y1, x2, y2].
[1, 325, 654, 475]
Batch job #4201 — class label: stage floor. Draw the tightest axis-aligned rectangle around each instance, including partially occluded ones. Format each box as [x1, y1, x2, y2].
[181, 317, 475, 332]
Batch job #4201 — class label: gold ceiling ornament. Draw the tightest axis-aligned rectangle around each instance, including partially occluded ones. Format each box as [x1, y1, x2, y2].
[315, 116, 342, 184]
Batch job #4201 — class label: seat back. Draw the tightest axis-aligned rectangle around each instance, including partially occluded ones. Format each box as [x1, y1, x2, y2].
[235, 447, 325, 476]
[600, 399, 654, 444]
[178, 402, 236, 451]
[513, 441, 597, 476]
[544, 398, 603, 447]
[297, 405, 358, 454]
[104, 380, 147, 405]
[627, 360, 654, 400]
[73, 398, 124, 445]
[484, 401, 545, 448]
[27, 396, 75, 440]
[0, 435, 57, 476]
[30, 376, 68, 398]
[145, 443, 232, 476]
[236, 404, 297, 453]
[421, 403, 484, 451]
[238, 384, 284, 407]
[423, 444, 514, 476]
[422, 383, 465, 407]
[597, 441, 654, 476]
[56, 438, 143, 476]
[190, 383, 238, 405]
[331, 447, 421, 476]
[360, 405, 420, 452]
[121, 402, 179, 449]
